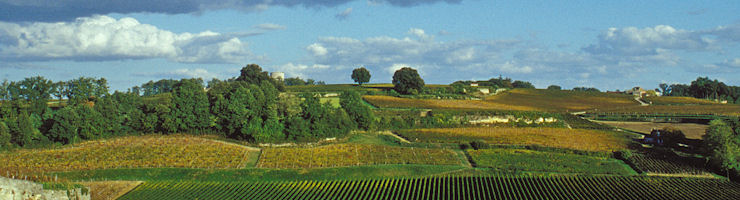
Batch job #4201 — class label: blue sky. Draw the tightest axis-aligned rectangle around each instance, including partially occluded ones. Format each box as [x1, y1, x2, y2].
[1, 0, 739, 91]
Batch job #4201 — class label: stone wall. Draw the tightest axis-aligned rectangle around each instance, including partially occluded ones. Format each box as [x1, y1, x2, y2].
[0, 176, 90, 200]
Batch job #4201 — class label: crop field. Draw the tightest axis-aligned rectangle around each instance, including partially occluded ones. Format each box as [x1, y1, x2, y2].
[630, 153, 711, 176]
[594, 104, 740, 116]
[119, 176, 740, 200]
[363, 95, 537, 111]
[594, 121, 708, 139]
[467, 149, 633, 175]
[0, 135, 258, 172]
[256, 144, 462, 168]
[643, 96, 719, 105]
[485, 89, 637, 112]
[397, 127, 627, 152]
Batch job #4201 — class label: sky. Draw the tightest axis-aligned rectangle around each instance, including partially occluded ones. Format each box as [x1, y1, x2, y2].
[1, 0, 739, 92]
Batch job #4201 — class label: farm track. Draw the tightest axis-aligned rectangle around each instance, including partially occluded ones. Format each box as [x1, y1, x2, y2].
[119, 176, 740, 200]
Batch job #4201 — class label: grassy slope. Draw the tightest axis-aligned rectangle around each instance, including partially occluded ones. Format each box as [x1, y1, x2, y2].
[467, 148, 635, 175]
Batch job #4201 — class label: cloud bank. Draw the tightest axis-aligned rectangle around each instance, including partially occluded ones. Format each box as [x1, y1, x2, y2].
[0, 15, 261, 63]
[0, 0, 464, 22]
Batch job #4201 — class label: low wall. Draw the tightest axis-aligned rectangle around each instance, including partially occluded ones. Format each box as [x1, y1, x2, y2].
[0, 176, 90, 200]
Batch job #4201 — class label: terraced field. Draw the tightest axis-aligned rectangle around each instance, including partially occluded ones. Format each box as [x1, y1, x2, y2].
[485, 89, 637, 112]
[119, 176, 740, 199]
[363, 95, 537, 111]
[257, 144, 462, 168]
[0, 135, 259, 173]
[397, 127, 628, 152]
[467, 148, 633, 175]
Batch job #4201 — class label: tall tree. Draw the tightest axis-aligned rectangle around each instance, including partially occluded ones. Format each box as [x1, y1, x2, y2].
[340, 91, 374, 130]
[392, 67, 425, 95]
[0, 121, 11, 149]
[351, 67, 371, 85]
[170, 78, 211, 133]
[16, 76, 54, 115]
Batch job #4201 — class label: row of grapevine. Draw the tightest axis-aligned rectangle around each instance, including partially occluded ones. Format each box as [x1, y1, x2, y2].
[631, 153, 711, 176]
[256, 144, 461, 168]
[120, 175, 740, 199]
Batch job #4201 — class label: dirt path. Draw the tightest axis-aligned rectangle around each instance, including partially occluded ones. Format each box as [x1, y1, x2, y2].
[635, 96, 649, 106]
[379, 131, 411, 143]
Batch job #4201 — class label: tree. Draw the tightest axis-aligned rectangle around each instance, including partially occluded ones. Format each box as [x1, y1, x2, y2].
[512, 80, 535, 89]
[340, 91, 375, 130]
[703, 119, 739, 176]
[489, 75, 513, 88]
[547, 85, 562, 90]
[351, 67, 371, 85]
[284, 77, 307, 86]
[0, 121, 11, 149]
[573, 87, 600, 92]
[16, 76, 54, 115]
[392, 67, 425, 95]
[659, 83, 669, 95]
[170, 78, 211, 133]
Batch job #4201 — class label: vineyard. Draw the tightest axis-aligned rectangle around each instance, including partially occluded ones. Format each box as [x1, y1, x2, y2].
[0, 135, 257, 173]
[397, 127, 628, 152]
[119, 176, 740, 199]
[630, 153, 711, 176]
[594, 104, 740, 116]
[485, 89, 637, 112]
[467, 148, 633, 175]
[256, 144, 462, 168]
[643, 96, 719, 105]
[362, 95, 537, 111]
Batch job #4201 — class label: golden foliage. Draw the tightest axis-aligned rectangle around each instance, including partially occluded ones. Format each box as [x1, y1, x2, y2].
[257, 143, 461, 168]
[0, 135, 257, 173]
[485, 89, 636, 112]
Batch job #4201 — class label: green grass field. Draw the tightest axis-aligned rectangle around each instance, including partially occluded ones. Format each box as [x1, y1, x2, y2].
[467, 148, 635, 175]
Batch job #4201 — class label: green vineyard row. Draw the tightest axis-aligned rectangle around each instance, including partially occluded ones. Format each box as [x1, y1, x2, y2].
[119, 176, 740, 200]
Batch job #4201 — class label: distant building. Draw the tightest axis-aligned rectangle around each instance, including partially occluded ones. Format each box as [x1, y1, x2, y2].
[470, 82, 479, 87]
[270, 72, 285, 82]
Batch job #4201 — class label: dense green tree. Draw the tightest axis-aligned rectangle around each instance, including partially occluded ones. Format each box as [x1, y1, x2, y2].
[703, 119, 740, 176]
[512, 80, 535, 89]
[12, 76, 54, 115]
[48, 107, 79, 144]
[0, 121, 11, 149]
[392, 67, 425, 95]
[668, 84, 690, 96]
[547, 85, 562, 90]
[351, 67, 371, 85]
[284, 77, 307, 86]
[340, 91, 374, 130]
[141, 79, 178, 96]
[95, 95, 123, 136]
[65, 77, 109, 104]
[573, 87, 601, 92]
[488, 76, 513, 88]
[659, 83, 669, 95]
[170, 78, 211, 133]
[111, 91, 145, 134]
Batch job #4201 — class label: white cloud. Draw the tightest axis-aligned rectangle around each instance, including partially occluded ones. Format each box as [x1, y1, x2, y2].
[306, 43, 328, 56]
[407, 28, 432, 40]
[0, 15, 258, 63]
[254, 23, 286, 30]
[583, 25, 712, 56]
[136, 68, 219, 79]
[335, 7, 353, 20]
[271, 63, 332, 78]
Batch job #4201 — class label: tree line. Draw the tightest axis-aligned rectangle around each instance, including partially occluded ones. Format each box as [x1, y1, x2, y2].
[0, 64, 374, 149]
[660, 77, 740, 103]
